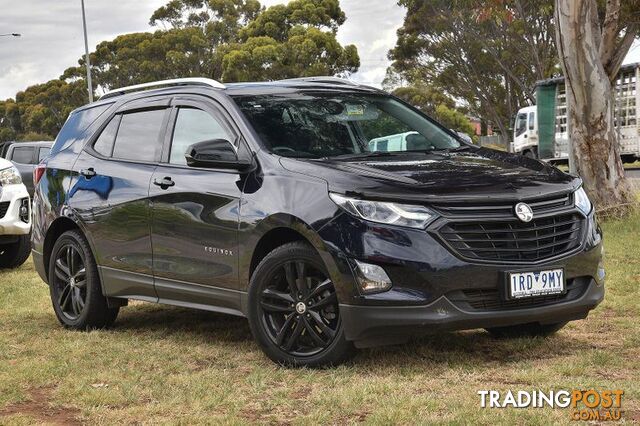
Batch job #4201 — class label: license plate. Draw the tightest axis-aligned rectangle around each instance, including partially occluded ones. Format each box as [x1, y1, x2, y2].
[507, 269, 565, 299]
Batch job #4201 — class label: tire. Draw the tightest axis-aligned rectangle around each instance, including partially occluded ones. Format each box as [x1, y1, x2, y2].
[486, 322, 567, 338]
[0, 234, 31, 269]
[247, 242, 355, 367]
[48, 230, 119, 329]
[523, 149, 537, 159]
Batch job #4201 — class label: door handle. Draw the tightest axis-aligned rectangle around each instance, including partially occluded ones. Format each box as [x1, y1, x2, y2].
[153, 176, 175, 189]
[80, 168, 96, 178]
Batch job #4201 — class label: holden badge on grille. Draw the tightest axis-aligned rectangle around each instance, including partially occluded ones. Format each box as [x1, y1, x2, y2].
[514, 202, 534, 222]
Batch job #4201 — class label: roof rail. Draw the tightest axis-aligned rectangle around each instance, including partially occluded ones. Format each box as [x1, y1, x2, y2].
[277, 76, 360, 86]
[100, 78, 226, 100]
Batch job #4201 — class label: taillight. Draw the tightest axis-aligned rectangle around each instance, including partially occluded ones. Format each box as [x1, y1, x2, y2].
[34, 164, 46, 186]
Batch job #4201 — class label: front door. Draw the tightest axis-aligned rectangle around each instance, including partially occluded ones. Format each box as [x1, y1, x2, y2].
[149, 98, 244, 313]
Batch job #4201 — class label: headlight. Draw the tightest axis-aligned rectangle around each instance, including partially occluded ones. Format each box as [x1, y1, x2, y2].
[0, 166, 22, 185]
[574, 187, 592, 215]
[329, 193, 436, 228]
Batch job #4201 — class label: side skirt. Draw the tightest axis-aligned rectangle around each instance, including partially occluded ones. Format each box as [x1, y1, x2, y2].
[99, 266, 246, 317]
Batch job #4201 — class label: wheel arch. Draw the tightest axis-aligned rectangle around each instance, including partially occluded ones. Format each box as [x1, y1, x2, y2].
[42, 216, 84, 282]
[242, 213, 342, 291]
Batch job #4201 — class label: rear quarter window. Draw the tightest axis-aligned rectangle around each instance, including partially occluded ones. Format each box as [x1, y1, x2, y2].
[51, 103, 112, 155]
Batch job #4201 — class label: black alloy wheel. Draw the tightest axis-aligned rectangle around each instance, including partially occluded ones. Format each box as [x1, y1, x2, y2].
[49, 230, 119, 329]
[53, 243, 87, 320]
[248, 242, 354, 367]
[260, 261, 339, 357]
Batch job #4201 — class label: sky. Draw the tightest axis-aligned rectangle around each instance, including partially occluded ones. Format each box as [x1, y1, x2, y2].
[0, 0, 406, 99]
[0, 1, 639, 100]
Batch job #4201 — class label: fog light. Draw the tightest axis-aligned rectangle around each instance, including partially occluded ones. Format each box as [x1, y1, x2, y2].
[353, 260, 392, 294]
[19, 198, 30, 223]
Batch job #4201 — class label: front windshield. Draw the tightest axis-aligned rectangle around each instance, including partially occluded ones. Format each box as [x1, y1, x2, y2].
[232, 92, 461, 159]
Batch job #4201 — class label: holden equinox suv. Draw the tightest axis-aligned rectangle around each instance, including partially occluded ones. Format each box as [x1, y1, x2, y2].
[32, 77, 605, 367]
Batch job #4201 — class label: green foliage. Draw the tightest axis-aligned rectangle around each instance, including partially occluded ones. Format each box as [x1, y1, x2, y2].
[434, 104, 475, 137]
[221, 27, 358, 81]
[62, 28, 218, 91]
[0, 80, 86, 142]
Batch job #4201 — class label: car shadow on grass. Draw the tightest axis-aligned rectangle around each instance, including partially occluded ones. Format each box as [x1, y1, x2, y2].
[102, 303, 594, 369]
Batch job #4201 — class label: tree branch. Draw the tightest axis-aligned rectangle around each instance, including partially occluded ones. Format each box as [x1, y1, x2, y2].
[604, 24, 639, 80]
[600, 0, 622, 67]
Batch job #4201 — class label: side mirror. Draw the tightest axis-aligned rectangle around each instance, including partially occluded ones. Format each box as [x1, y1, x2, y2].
[185, 139, 253, 171]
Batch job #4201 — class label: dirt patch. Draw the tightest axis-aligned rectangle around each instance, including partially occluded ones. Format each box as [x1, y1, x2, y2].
[0, 386, 82, 425]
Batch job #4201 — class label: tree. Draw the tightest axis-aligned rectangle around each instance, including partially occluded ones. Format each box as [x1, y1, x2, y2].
[389, 0, 559, 143]
[0, 80, 86, 142]
[63, 0, 359, 91]
[62, 29, 219, 91]
[555, 0, 639, 214]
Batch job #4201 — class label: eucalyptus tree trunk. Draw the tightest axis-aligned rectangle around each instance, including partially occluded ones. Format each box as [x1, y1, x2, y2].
[554, 0, 635, 215]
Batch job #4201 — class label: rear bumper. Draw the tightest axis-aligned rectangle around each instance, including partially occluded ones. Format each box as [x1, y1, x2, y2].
[340, 278, 604, 348]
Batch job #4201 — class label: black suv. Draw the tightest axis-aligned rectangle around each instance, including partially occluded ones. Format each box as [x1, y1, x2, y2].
[32, 77, 604, 367]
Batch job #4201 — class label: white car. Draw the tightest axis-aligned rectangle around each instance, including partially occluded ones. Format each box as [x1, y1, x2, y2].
[0, 157, 31, 269]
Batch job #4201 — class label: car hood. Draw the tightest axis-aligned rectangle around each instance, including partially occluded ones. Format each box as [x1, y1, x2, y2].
[280, 148, 580, 202]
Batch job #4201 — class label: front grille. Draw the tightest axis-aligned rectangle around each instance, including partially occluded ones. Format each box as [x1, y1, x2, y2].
[438, 212, 584, 262]
[432, 193, 573, 218]
[447, 278, 588, 312]
[0, 202, 9, 219]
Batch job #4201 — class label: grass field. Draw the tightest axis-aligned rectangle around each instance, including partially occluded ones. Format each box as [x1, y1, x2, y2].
[1, 213, 639, 425]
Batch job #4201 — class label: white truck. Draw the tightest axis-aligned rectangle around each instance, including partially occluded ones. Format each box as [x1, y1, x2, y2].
[512, 62, 640, 163]
[0, 157, 31, 269]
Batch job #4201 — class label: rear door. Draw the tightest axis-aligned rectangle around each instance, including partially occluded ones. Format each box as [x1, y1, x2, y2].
[149, 96, 244, 313]
[69, 97, 170, 301]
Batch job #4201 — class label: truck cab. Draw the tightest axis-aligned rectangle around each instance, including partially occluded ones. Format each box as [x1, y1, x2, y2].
[512, 106, 539, 158]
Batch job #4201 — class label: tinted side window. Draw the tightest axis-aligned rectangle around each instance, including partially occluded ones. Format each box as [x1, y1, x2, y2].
[38, 147, 51, 162]
[93, 116, 120, 157]
[11, 147, 34, 164]
[112, 109, 166, 162]
[170, 108, 233, 165]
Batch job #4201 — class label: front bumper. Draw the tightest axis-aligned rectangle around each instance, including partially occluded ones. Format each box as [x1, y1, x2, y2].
[0, 183, 30, 236]
[340, 277, 604, 347]
[317, 209, 605, 348]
